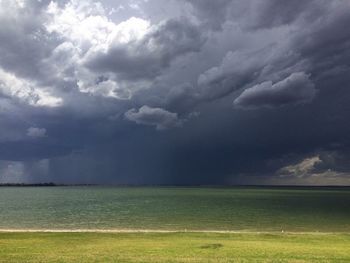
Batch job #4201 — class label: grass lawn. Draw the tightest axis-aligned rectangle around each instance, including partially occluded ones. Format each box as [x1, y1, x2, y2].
[0, 232, 349, 262]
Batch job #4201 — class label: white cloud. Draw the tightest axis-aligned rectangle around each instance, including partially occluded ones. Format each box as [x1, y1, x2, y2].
[27, 127, 47, 138]
[46, 1, 150, 50]
[44, 0, 204, 100]
[44, 1, 153, 98]
[0, 68, 62, 107]
[108, 16, 150, 45]
[76, 68, 132, 99]
[125, 105, 183, 130]
[276, 154, 350, 185]
[278, 156, 322, 178]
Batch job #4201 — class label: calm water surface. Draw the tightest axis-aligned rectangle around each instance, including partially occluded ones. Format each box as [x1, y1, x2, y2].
[0, 187, 349, 231]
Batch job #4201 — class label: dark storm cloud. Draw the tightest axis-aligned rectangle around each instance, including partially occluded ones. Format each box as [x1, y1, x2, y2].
[234, 72, 316, 109]
[196, 48, 274, 101]
[184, 0, 320, 31]
[314, 150, 350, 175]
[244, 0, 318, 30]
[0, 0, 350, 185]
[296, 4, 350, 77]
[0, 0, 60, 82]
[0, 141, 71, 161]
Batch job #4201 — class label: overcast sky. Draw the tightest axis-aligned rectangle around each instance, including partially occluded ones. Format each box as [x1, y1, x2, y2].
[0, 0, 350, 185]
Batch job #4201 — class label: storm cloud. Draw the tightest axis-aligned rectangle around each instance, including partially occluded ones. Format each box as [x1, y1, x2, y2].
[125, 105, 183, 130]
[0, 0, 350, 185]
[234, 72, 316, 109]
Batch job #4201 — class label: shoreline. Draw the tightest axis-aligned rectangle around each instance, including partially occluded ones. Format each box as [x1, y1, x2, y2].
[0, 229, 348, 235]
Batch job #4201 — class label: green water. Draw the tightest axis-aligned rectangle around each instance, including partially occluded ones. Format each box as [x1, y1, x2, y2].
[0, 187, 349, 232]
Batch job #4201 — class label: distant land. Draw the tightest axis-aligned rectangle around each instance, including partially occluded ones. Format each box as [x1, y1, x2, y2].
[0, 183, 96, 187]
[0, 183, 349, 189]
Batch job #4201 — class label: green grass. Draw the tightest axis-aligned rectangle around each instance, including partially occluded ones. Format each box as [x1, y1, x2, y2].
[0, 232, 349, 262]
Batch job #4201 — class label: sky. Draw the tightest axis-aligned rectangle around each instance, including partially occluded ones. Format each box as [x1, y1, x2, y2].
[0, 0, 350, 185]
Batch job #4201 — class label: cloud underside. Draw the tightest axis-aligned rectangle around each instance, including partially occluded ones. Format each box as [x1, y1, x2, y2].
[0, 0, 350, 184]
[125, 105, 182, 130]
[234, 72, 316, 109]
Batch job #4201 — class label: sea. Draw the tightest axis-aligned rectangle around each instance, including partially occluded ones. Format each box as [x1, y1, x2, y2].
[0, 187, 349, 232]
